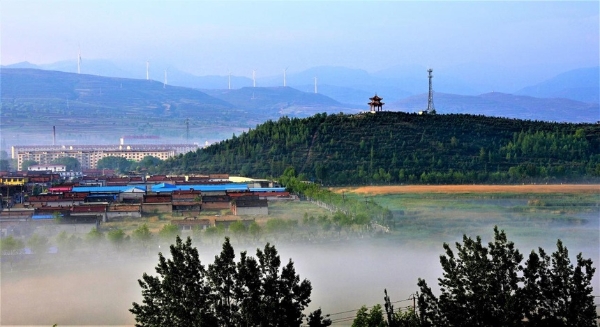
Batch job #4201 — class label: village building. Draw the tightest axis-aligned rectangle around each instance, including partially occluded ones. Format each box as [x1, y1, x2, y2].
[107, 204, 142, 219]
[231, 196, 268, 216]
[141, 194, 173, 214]
[171, 190, 202, 212]
[70, 203, 107, 223]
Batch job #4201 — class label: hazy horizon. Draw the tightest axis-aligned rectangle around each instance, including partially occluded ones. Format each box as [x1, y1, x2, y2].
[2, 1, 598, 83]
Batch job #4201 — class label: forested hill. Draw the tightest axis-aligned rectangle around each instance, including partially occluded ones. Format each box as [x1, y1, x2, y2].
[162, 112, 600, 185]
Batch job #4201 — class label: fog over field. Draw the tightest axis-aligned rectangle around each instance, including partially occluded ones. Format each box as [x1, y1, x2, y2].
[2, 203, 598, 326]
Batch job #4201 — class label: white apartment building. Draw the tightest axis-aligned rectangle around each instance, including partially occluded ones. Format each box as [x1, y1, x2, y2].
[17, 149, 176, 170]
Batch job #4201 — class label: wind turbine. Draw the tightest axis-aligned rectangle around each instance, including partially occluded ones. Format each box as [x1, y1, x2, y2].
[283, 66, 289, 87]
[252, 70, 256, 87]
[77, 46, 82, 74]
[164, 69, 168, 88]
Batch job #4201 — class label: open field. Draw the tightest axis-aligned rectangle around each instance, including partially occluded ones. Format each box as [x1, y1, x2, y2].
[335, 184, 600, 195]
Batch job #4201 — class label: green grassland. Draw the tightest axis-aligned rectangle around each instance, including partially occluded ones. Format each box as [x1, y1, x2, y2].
[101, 193, 598, 250]
[355, 192, 599, 253]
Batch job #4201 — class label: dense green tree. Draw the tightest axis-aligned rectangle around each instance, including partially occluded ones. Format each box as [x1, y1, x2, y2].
[248, 221, 262, 242]
[228, 220, 247, 241]
[131, 236, 319, 327]
[56, 231, 81, 255]
[97, 156, 134, 172]
[136, 156, 162, 169]
[383, 289, 420, 327]
[27, 233, 49, 263]
[0, 159, 10, 171]
[0, 235, 24, 255]
[417, 227, 597, 327]
[520, 241, 597, 327]
[307, 308, 332, 327]
[130, 236, 217, 327]
[158, 223, 180, 243]
[132, 224, 153, 251]
[21, 159, 38, 171]
[352, 304, 387, 327]
[51, 156, 81, 171]
[107, 228, 126, 249]
[0, 235, 25, 269]
[207, 238, 239, 326]
[86, 227, 104, 243]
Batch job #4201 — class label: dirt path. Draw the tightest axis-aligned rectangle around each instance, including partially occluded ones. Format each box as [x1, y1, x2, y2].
[334, 184, 600, 195]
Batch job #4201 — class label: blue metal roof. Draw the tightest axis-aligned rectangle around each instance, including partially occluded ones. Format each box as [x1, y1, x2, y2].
[249, 187, 287, 192]
[72, 186, 146, 193]
[151, 183, 249, 193]
[32, 214, 62, 220]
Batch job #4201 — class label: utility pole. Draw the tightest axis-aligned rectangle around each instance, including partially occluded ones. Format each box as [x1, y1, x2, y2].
[185, 118, 190, 141]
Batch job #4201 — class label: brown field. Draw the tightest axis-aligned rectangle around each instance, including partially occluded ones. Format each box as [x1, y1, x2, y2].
[335, 184, 600, 195]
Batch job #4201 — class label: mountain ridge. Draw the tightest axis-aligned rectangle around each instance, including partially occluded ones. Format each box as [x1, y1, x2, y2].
[4, 61, 597, 104]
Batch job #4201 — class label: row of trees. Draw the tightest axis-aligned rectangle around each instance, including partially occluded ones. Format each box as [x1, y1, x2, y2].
[96, 155, 163, 174]
[0, 206, 383, 270]
[19, 155, 163, 174]
[127, 227, 597, 327]
[158, 112, 600, 185]
[347, 227, 597, 327]
[279, 167, 395, 229]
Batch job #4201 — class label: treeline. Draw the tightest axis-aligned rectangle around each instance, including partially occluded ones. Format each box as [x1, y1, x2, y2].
[0, 203, 390, 272]
[159, 112, 600, 185]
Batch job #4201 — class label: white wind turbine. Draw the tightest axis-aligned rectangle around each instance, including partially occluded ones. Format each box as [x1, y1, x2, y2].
[77, 46, 82, 74]
[283, 66, 289, 87]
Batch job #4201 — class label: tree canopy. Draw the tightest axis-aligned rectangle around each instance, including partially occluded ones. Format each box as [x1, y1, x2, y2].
[417, 227, 597, 327]
[96, 156, 134, 172]
[130, 236, 321, 327]
[51, 156, 81, 171]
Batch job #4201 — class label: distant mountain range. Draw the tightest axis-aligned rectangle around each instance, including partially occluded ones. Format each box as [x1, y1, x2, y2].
[3, 60, 598, 106]
[389, 92, 598, 123]
[0, 68, 357, 146]
[0, 67, 598, 147]
[515, 67, 599, 103]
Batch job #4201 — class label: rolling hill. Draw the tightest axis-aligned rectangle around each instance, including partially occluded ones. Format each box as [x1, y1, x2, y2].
[0, 68, 352, 145]
[160, 112, 600, 185]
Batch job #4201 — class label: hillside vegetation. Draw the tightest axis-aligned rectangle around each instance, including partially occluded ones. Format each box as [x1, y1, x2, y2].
[161, 112, 600, 185]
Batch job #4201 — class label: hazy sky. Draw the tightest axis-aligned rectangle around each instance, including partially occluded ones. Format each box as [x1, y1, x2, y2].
[1, 1, 598, 77]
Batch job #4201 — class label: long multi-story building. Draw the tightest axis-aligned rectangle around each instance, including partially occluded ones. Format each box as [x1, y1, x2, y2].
[11, 144, 198, 159]
[13, 144, 198, 170]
